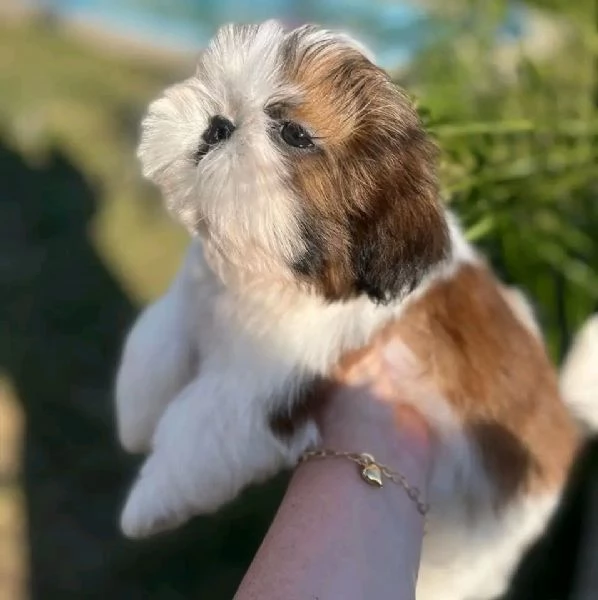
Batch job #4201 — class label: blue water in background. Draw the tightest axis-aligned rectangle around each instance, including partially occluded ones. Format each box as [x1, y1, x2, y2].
[40, 0, 526, 68]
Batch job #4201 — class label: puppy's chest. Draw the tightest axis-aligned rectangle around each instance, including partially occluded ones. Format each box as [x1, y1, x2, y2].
[195, 276, 396, 376]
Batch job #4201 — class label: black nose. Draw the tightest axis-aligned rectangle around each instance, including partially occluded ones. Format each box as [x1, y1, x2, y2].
[202, 115, 236, 145]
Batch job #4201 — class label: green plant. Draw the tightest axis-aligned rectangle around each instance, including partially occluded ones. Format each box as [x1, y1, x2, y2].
[408, 0, 597, 358]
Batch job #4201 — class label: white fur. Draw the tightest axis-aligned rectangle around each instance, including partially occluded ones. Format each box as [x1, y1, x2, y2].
[418, 494, 560, 600]
[139, 21, 304, 270]
[500, 285, 542, 339]
[115, 21, 580, 600]
[294, 24, 377, 64]
[561, 314, 598, 431]
[115, 242, 202, 453]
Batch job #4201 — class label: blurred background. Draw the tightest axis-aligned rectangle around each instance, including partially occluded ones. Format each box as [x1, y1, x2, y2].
[0, 0, 596, 598]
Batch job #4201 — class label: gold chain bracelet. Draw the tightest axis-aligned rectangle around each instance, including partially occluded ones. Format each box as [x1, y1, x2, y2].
[299, 450, 429, 517]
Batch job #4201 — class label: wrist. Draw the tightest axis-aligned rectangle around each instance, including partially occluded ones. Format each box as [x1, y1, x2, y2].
[314, 385, 433, 490]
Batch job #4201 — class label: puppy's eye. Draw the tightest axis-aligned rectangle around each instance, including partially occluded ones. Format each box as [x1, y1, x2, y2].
[280, 121, 314, 149]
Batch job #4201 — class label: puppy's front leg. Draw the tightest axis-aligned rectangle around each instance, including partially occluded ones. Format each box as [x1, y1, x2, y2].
[120, 369, 315, 539]
[115, 244, 201, 453]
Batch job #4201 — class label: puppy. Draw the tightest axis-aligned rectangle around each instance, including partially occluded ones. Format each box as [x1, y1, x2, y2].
[115, 21, 589, 600]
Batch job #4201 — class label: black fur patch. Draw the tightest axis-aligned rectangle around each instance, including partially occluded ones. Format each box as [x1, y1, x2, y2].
[267, 381, 322, 443]
[291, 219, 327, 279]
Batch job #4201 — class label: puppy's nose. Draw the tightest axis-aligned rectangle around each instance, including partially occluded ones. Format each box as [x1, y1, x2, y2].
[202, 115, 236, 145]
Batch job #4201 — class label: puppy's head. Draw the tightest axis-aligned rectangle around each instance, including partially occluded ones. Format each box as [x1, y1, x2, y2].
[139, 21, 449, 303]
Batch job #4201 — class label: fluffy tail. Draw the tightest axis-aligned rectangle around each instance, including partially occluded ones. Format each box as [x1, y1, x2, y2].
[560, 314, 598, 432]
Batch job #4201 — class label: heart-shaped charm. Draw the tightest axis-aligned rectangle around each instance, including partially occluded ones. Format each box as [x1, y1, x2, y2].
[361, 463, 383, 487]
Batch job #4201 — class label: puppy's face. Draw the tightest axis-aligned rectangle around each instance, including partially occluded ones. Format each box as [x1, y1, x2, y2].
[139, 21, 449, 303]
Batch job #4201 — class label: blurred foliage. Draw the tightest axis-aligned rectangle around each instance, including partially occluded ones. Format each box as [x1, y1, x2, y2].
[0, 18, 189, 303]
[407, 0, 597, 357]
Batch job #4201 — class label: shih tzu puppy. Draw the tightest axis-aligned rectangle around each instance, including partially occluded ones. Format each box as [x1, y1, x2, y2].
[115, 21, 596, 600]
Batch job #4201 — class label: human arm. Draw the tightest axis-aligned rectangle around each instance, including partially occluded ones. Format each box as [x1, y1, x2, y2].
[234, 341, 434, 600]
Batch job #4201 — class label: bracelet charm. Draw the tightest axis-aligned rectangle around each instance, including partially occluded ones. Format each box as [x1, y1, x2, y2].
[300, 449, 429, 516]
[359, 453, 384, 487]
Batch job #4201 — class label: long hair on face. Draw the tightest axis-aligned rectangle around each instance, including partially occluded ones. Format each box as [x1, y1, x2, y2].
[138, 21, 450, 302]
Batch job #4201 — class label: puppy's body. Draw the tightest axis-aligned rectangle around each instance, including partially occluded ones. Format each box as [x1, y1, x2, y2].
[116, 21, 582, 600]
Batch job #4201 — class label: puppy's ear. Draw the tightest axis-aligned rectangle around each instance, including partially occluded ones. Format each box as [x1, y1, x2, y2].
[350, 127, 450, 304]
[136, 80, 207, 230]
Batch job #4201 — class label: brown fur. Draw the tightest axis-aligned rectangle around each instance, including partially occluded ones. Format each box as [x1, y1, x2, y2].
[278, 34, 449, 302]
[270, 263, 578, 499]
[382, 263, 578, 498]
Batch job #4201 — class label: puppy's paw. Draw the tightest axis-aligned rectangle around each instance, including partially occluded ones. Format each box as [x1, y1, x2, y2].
[120, 464, 191, 539]
[117, 420, 152, 456]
